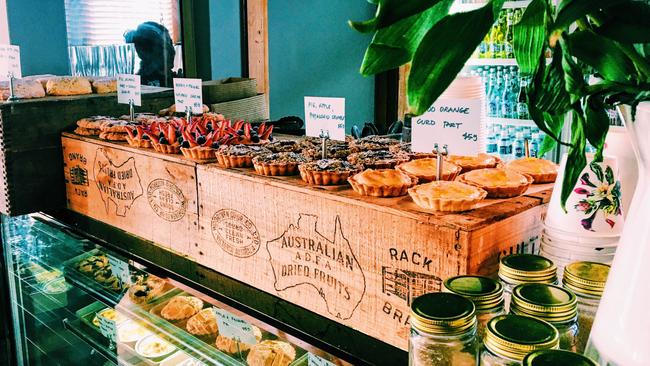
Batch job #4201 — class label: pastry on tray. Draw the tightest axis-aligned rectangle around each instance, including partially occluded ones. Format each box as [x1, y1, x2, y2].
[505, 157, 559, 183]
[389, 142, 437, 160]
[215, 144, 271, 168]
[347, 150, 410, 169]
[408, 181, 488, 212]
[99, 119, 136, 142]
[395, 158, 462, 182]
[160, 296, 203, 321]
[458, 168, 534, 198]
[446, 153, 500, 173]
[76, 254, 109, 274]
[252, 152, 307, 176]
[186, 308, 219, 336]
[128, 274, 167, 304]
[215, 325, 263, 353]
[265, 140, 302, 153]
[350, 135, 400, 152]
[348, 169, 418, 197]
[246, 340, 296, 366]
[124, 125, 153, 148]
[298, 159, 362, 186]
[75, 115, 113, 136]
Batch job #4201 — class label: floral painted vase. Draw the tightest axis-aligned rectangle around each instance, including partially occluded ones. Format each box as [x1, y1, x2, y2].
[573, 162, 623, 231]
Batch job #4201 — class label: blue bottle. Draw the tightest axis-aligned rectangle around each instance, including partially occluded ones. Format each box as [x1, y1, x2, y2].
[514, 132, 525, 158]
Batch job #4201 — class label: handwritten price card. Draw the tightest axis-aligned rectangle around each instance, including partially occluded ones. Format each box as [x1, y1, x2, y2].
[117, 74, 141, 106]
[107, 254, 131, 286]
[308, 353, 337, 366]
[0, 45, 21, 80]
[411, 98, 484, 155]
[98, 313, 118, 342]
[173, 78, 203, 113]
[214, 308, 257, 345]
[304, 97, 346, 141]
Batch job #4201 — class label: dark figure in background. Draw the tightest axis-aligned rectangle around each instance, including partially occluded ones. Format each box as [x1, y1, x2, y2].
[124, 22, 175, 87]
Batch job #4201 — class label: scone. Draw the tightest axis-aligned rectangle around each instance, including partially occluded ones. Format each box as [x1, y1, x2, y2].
[160, 296, 203, 320]
[215, 325, 263, 353]
[246, 340, 296, 366]
[186, 308, 218, 335]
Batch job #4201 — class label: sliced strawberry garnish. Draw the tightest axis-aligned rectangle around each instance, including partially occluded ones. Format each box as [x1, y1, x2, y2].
[260, 124, 273, 140]
[257, 122, 266, 136]
[167, 124, 176, 144]
[244, 123, 251, 139]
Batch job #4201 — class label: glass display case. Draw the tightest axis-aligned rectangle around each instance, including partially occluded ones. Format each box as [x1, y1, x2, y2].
[1, 214, 349, 366]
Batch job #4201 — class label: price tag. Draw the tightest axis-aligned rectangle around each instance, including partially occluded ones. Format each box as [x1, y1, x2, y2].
[411, 98, 484, 156]
[173, 78, 203, 113]
[117, 74, 141, 106]
[304, 97, 346, 141]
[0, 45, 21, 80]
[107, 254, 131, 285]
[213, 308, 257, 345]
[98, 313, 117, 343]
[308, 353, 337, 366]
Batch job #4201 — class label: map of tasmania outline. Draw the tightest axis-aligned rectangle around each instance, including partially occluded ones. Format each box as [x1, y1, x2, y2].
[93, 149, 143, 217]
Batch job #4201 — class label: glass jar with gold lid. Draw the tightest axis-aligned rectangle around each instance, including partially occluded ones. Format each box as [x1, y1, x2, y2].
[443, 275, 505, 342]
[509, 283, 579, 351]
[522, 349, 599, 366]
[480, 314, 559, 366]
[409, 293, 479, 366]
[498, 254, 558, 311]
[562, 261, 610, 353]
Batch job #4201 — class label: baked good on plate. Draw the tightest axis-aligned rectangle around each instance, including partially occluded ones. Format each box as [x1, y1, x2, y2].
[186, 308, 218, 335]
[128, 274, 166, 304]
[446, 153, 499, 173]
[395, 158, 462, 182]
[505, 157, 558, 183]
[215, 144, 271, 168]
[348, 169, 418, 197]
[298, 159, 361, 185]
[215, 325, 262, 353]
[246, 340, 296, 366]
[347, 150, 410, 169]
[253, 152, 307, 176]
[45, 76, 92, 96]
[458, 168, 533, 198]
[349, 135, 400, 152]
[408, 181, 487, 212]
[160, 295, 203, 320]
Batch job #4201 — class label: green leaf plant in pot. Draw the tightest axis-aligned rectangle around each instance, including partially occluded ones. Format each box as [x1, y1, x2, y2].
[349, 0, 650, 210]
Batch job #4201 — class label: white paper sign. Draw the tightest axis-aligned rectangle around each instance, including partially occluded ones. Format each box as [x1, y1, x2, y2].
[213, 308, 257, 345]
[304, 97, 346, 141]
[411, 98, 484, 156]
[173, 78, 203, 113]
[107, 254, 131, 286]
[308, 353, 337, 366]
[117, 74, 141, 106]
[0, 45, 21, 80]
[98, 314, 117, 342]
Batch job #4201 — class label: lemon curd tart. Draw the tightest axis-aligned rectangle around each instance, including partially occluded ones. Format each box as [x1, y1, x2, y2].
[396, 158, 462, 182]
[408, 181, 487, 212]
[348, 169, 418, 197]
[458, 168, 533, 198]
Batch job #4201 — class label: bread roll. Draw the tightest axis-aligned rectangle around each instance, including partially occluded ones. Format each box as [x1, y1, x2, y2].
[0, 79, 46, 100]
[45, 76, 92, 96]
[91, 77, 117, 94]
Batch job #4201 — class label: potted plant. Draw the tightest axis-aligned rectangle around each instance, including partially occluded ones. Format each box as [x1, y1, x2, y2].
[351, 1, 650, 364]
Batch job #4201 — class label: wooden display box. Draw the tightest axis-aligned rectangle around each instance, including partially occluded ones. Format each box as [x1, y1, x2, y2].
[202, 78, 257, 104]
[209, 93, 269, 122]
[61, 133, 197, 256]
[0, 87, 174, 215]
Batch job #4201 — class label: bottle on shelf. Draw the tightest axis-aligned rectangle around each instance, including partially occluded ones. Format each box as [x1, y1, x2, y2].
[488, 77, 503, 118]
[513, 132, 525, 159]
[501, 72, 515, 119]
[517, 77, 530, 119]
[504, 9, 514, 58]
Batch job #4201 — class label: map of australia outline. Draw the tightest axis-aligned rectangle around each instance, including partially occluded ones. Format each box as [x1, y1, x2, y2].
[93, 148, 143, 217]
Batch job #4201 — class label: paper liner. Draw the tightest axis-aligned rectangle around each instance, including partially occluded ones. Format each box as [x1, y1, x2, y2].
[458, 172, 534, 198]
[215, 153, 254, 168]
[151, 141, 181, 154]
[298, 166, 360, 186]
[253, 161, 301, 176]
[125, 135, 152, 149]
[348, 173, 418, 197]
[408, 185, 488, 212]
[395, 161, 462, 183]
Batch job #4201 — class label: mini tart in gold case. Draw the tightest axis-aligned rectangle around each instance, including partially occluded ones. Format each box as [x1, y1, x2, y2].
[151, 141, 181, 154]
[298, 159, 361, 185]
[409, 181, 488, 212]
[395, 158, 462, 182]
[252, 152, 307, 176]
[350, 135, 400, 152]
[215, 144, 270, 168]
[447, 153, 499, 173]
[389, 142, 437, 160]
[181, 146, 217, 161]
[348, 169, 418, 197]
[505, 157, 559, 183]
[347, 150, 411, 169]
[458, 168, 534, 198]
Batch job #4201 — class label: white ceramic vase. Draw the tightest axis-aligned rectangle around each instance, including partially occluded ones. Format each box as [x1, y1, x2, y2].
[584, 103, 650, 365]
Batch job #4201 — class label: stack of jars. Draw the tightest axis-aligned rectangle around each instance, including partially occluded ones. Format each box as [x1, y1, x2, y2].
[497, 254, 558, 311]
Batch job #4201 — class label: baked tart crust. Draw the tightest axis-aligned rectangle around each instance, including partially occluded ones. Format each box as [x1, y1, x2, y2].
[395, 158, 462, 182]
[458, 168, 534, 198]
[447, 153, 499, 173]
[252, 152, 307, 176]
[505, 157, 558, 183]
[348, 169, 418, 197]
[408, 181, 488, 212]
[298, 159, 361, 185]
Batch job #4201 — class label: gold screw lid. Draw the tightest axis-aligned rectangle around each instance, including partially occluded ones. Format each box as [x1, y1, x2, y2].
[443, 275, 504, 311]
[510, 284, 577, 324]
[484, 315, 559, 361]
[523, 350, 600, 366]
[562, 261, 610, 298]
[499, 254, 557, 284]
[410, 293, 476, 336]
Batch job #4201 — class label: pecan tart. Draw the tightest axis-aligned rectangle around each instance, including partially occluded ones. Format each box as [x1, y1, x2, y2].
[215, 144, 270, 168]
[505, 157, 558, 183]
[350, 135, 400, 152]
[348, 169, 418, 197]
[447, 153, 500, 173]
[395, 158, 462, 182]
[347, 150, 411, 169]
[458, 168, 534, 198]
[265, 140, 302, 153]
[253, 152, 307, 176]
[389, 142, 437, 160]
[301, 140, 352, 161]
[299, 159, 361, 185]
[408, 181, 488, 212]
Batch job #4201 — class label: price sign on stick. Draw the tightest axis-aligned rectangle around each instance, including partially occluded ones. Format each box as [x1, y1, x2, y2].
[98, 313, 118, 343]
[214, 308, 257, 345]
[0, 45, 21, 80]
[411, 98, 483, 155]
[117, 74, 141, 106]
[304, 97, 346, 141]
[107, 254, 131, 286]
[308, 353, 337, 366]
[173, 78, 203, 113]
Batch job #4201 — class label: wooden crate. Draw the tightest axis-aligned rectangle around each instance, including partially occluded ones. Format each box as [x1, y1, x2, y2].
[0, 87, 174, 215]
[193, 165, 550, 351]
[61, 133, 198, 256]
[202, 78, 257, 104]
